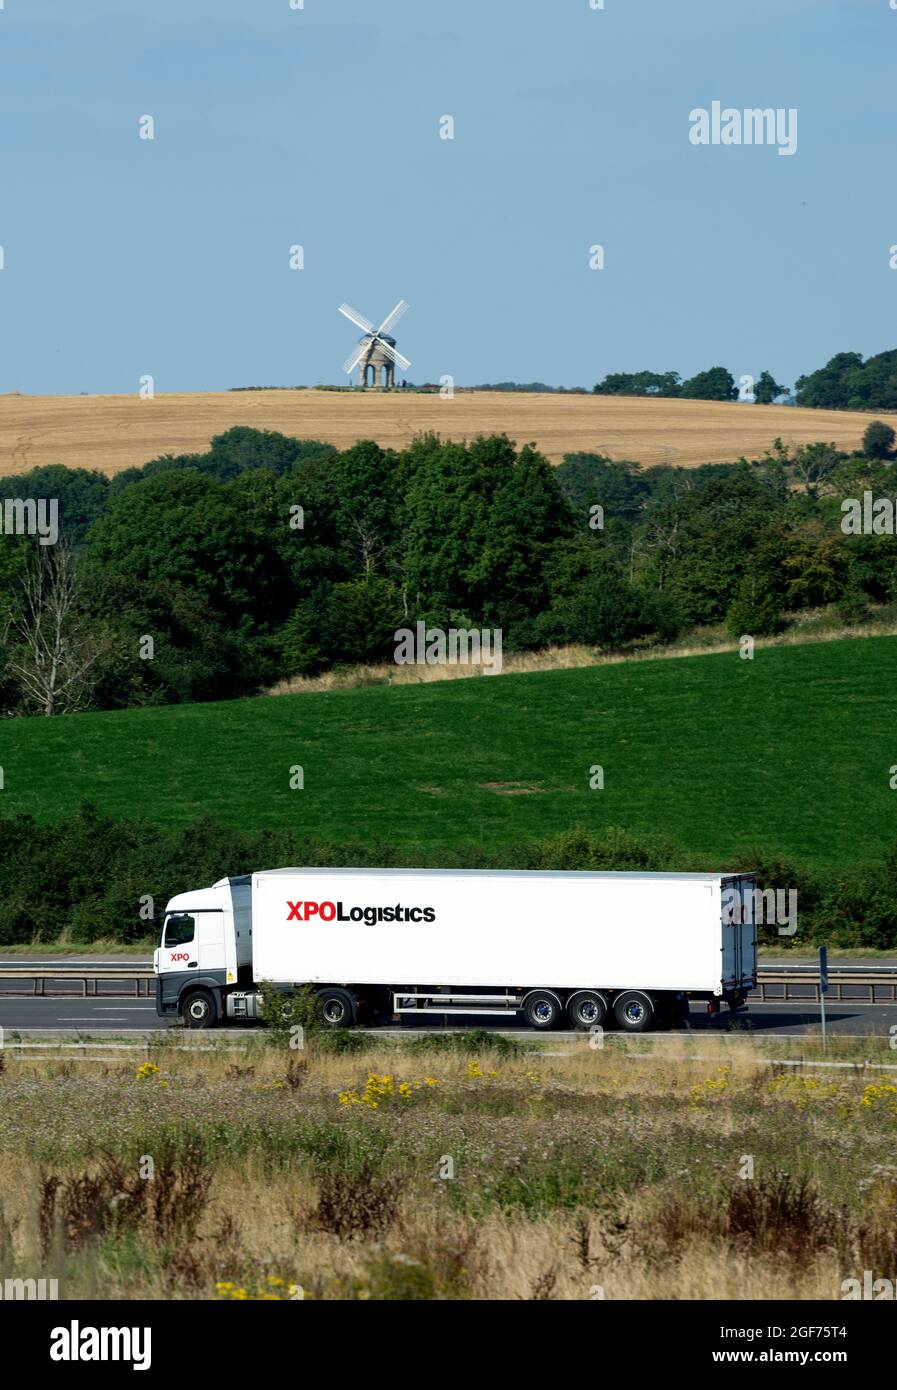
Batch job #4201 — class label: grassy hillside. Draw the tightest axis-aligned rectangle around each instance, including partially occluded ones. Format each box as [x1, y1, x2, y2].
[0, 388, 887, 474]
[1, 636, 895, 868]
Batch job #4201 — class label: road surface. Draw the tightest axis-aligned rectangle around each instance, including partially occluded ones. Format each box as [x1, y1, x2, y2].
[1, 996, 897, 1038]
[1, 955, 895, 1037]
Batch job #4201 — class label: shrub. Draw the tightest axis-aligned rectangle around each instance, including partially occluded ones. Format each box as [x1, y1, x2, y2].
[409, 1028, 521, 1057]
[834, 587, 870, 625]
[261, 985, 323, 1045]
[724, 1173, 842, 1261]
[4, 808, 897, 949]
[313, 1029, 375, 1055]
[862, 420, 896, 461]
[353, 1224, 479, 1299]
[39, 1139, 210, 1255]
[725, 574, 784, 639]
[305, 1163, 403, 1240]
[543, 574, 681, 648]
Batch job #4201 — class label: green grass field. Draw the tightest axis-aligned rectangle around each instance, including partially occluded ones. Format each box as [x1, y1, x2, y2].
[1, 636, 895, 868]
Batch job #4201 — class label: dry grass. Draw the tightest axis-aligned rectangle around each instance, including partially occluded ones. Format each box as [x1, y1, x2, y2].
[0, 389, 888, 477]
[2, 1032, 896, 1299]
[265, 605, 897, 696]
[265, 643, 606, 694]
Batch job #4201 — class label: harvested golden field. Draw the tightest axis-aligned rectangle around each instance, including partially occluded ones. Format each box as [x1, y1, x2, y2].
[0, 389, 888, 476]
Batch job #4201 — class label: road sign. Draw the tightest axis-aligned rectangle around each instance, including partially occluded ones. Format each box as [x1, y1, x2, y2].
[819, 945, 829, 994]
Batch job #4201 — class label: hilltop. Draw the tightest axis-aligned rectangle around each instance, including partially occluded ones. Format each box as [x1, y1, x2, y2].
[0, 389, 889, 476]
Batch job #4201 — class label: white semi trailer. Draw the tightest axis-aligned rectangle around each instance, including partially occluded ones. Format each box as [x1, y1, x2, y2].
[154, 867, 757, 1032]
[154, 867, 758, 1032]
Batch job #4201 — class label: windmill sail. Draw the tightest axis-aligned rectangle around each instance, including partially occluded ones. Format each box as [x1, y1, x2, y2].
[338, 300, 411, 380]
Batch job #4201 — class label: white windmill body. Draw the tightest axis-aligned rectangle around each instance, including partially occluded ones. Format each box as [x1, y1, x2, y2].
[339, 300, 411, 388]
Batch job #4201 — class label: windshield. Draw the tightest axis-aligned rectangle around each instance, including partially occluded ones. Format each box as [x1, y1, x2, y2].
[163, 913, 195, 948]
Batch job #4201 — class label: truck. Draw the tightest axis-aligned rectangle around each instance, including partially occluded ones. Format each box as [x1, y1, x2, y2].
[154, 866, 758, 1032]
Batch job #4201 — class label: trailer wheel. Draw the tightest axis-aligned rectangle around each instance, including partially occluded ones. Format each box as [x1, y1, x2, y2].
[181, 990, 217, 1030]
[317, 987, 355, 1028]
[567, 991, 608, 1030]
[523, 990, 563, 1031]
[613, 991, 655, 1033]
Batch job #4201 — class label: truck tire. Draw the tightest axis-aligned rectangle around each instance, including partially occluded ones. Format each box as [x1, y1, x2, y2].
[523, 989, 563, 1031]
[613, 991, 655, 1033]
[317, 987, 355, 1028]
[181, 989, 217, 1030]
[567, 991, 608, 1030]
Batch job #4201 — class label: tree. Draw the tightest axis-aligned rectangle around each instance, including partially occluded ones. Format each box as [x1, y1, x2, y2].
[84, 470, 293, 630]
[554, 454, 649, 526]
[4, 543, 101, 715]
[402, 435, 573, 627]
[593, 371, 681, 397]
[326, 440, 406, 578]
[791, 441, 842, 497]
[556, 574, 656, 647]
[862, 420, 896, 460]
[634, 467, 780, 622]
[139, 427, 338, 483]
[855, 350, 897, 411]
[753, 371, 788, 404]
[326, 576, 405, 665]
[81, 470, 295, 704]
[1, 465, 109, 544]
[281, 575, 404, 674]
[795, 352, 865, 409]
[679, 367, 738, 402]
[530, 540, 683, 648]
[725, 573, 784, 640]
[754, 514, 849, 610]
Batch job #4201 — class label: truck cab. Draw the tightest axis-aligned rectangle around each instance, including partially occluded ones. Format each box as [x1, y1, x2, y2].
[154, 876, 252, 1027]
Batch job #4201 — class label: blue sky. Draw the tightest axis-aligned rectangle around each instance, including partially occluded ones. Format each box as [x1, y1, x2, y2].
[0, 0, 895, 395]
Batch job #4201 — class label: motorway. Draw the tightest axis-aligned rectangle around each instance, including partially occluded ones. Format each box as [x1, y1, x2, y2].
[1, 956, 896, 1038]
[1, 997, 897, 1039]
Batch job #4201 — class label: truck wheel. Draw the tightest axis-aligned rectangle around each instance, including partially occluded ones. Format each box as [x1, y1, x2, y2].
[567, 991, 608, 1030]
[181, 990, 217, 1030]
[317, 987, 355, 1028]
[523, 990, 563, 1031]
[613, 991, 655, 1033]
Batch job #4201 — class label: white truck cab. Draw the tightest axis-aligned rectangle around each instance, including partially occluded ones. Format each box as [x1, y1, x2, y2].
[154, 876, 252, 1027]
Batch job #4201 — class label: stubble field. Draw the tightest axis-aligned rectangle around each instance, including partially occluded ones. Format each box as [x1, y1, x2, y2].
[0, 389, 888, 475]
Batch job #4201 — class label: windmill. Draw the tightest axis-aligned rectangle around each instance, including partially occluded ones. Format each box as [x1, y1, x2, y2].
[339, 300, 411, 389]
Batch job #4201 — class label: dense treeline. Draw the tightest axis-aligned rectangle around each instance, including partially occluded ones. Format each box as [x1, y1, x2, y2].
[592, 349, 897, 411]
[794, 349, 897, 411]
[593, 366, 789, 402]
[2, 422, 897, 713]
[1, 806, 895, 948]
[595, 366, 750, 401]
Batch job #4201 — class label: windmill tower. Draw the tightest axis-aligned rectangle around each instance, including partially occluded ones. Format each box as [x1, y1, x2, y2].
[339, 300, 411, 388]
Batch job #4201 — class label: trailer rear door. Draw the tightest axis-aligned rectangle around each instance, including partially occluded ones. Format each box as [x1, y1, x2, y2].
[721, 874, 758, 990]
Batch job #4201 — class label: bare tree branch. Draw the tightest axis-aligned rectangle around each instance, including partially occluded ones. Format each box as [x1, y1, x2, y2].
[4, 543, 100, 716]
